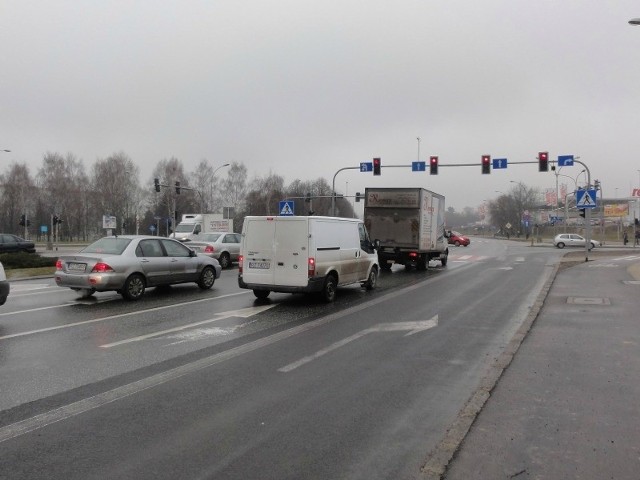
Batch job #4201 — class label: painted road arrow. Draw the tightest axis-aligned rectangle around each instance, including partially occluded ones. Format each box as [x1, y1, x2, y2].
[100, 304, 277, 348]
[278, 315, 438, 372]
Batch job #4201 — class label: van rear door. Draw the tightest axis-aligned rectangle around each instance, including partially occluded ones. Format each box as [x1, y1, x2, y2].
[274, 218, 309, 287]
[243, 218, 277, 286]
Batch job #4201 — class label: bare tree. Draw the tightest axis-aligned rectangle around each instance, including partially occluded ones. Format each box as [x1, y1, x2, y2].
[36, 152, 88, 241]
[0, 162, 35, 236]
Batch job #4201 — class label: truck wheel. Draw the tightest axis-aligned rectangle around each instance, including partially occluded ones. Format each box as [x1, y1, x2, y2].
[254, 289, 270, 299]
[441, 252, 448, 267]
[219, 253, 231, 269]
[363, 267, 378, 290]
[321, 274, 337, 302]
[417, 256, 428, 271]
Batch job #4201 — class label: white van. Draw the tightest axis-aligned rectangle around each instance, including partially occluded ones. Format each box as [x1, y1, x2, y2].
[238, 216, 379, 302]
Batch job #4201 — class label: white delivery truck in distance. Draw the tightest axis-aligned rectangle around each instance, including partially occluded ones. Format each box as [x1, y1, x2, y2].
[238, 216, 379, 302]
[364, 187, 449, 270]
[171, 214, 234, 242]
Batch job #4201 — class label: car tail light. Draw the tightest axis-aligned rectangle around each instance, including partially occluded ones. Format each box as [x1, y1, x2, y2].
[91, 262, 114, 273]
[308, 257, 316, 277]
[55, 259, 63, 270]
[409, 252, 418, 258]
[204, 245, 215, 253]
[238, 255, 243, 274]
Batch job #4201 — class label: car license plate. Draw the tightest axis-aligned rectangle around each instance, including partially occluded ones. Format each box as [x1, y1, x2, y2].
[67, 262, 87, 272]
[249, 261, 270, 269]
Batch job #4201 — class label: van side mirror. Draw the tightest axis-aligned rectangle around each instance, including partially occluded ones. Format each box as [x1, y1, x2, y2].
[374, 239, 380, 250]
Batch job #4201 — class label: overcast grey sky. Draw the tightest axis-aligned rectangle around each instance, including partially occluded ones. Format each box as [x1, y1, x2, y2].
[2, 1, 639, 211]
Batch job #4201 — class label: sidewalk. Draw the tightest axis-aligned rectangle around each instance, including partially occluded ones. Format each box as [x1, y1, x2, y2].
[437, 250, 640, 479]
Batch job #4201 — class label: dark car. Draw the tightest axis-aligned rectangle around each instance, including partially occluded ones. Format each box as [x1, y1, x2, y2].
[0, 234, 36, 253]
[447, 230, 470, 247]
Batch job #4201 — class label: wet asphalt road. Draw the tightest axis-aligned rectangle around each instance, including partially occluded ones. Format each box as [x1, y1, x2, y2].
[0, 238, 564, 480]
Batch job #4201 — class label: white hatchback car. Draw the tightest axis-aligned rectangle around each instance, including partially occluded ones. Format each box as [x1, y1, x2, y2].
[553, 233, 600, 250]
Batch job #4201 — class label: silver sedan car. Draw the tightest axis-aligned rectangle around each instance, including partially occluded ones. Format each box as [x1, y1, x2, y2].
[184, 232, 241, 269]
[55, 235, 222, 300]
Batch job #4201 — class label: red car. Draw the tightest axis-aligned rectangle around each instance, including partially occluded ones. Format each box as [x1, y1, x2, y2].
[447, 230, 470, 247]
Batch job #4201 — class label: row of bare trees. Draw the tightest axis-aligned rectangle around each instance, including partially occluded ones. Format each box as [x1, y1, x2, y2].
[0, 152, 355, 241]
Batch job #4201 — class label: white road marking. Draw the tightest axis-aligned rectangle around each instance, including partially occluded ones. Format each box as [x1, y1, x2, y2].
[278, 315, 438, 373]
[0, 291, 250, 341]
[0, 266, 471, 443]
[99, 304, 276, 348]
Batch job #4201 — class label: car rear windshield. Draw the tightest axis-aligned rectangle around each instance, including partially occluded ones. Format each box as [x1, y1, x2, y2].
[201, 233, 222, 242]
[82, 237, 132, 255]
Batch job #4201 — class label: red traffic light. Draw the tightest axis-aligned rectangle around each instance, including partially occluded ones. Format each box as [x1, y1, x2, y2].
[481, 155, 491, 174]
[430, 156, 438, 175]
[538, 151, 549, 172]
[373, 157, 381, 176]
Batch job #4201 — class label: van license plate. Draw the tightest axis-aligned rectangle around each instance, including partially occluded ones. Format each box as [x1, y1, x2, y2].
[249, 261, 270, 269]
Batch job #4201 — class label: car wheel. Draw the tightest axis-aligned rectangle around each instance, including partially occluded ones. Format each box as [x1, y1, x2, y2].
[363, 267, 378, 290]
[454, 241, 461, 247]
[321, 274, 337, 303]
[197, 266, 216, 289]
[122, 274, 146, 301]
[219, 253, 231, 269]
[556, 242, 565, 249]
[253, 289, 270, 299]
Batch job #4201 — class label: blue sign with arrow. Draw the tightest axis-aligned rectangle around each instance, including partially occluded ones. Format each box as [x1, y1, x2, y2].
[558, 155, 574, 167]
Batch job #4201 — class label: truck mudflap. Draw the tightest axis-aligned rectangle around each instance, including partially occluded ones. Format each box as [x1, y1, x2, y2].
[238, 275, 326, 293]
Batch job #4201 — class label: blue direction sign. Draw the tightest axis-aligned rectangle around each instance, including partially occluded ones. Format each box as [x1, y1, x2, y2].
[279, 200, 295, 216]
[412, 161, 426, 172]
[558, 155, 574, 167]
[492, 158, 508, 169]
[576, 189, 597, 208]
[360, 162, 373, 172]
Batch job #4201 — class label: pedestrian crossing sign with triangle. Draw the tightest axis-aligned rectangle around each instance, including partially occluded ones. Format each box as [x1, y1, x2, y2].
[575, 189, 597, 209]
[279, 201, 295, 216]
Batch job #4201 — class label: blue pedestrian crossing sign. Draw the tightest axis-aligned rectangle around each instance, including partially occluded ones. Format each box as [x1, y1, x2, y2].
[360, 162, 373, 172]
[279, 201, 295, 216]
[575, 189, 597, 208]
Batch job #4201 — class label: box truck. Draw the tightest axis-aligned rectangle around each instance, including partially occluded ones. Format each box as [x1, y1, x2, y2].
[170, 214, 234, 242]
[238, 216, 379, 302]
[363, 187, 448, 270]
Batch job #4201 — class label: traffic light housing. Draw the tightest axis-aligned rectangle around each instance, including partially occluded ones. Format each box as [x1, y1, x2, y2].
[19, 214, 25, 226]
[175, 181, 181, 194]
[355, 192, 362, 203]
[481, 155, 491, 174]
[154, 178, 160, 192]
[373, 158, 381, 176]
[429, 156, 438, 175]
[538, 151, 549, 172]
[579, 209, 586, 219]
